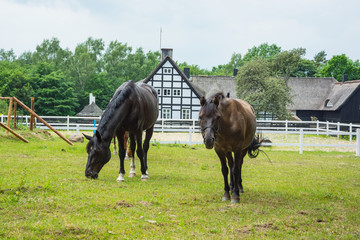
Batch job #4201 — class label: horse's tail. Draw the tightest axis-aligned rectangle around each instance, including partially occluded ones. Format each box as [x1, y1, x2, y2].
[247, 134, 263, 158]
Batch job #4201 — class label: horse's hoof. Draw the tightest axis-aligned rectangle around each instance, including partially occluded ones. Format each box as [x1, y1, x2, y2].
[222, 192, 230, 201]
[231, 198, 240, 204]
[141, 175, 149, 181]
[129, 172, 136, 178]
[240, 189, 244, 194]
[116, 174, 125, 182]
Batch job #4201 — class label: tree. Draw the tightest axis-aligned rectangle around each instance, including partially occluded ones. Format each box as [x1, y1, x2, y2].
[292, 59, 317, 77]
[34, 71, 79, 116]
[272, 48, 306, 82]
[103, 41, 132, 81]
[318, 54, 360, 81]
[0, 49, 16, 62]
[236, 58, 292, 119]
[243, 43, 282, 62]
[314, 50, 327, 67]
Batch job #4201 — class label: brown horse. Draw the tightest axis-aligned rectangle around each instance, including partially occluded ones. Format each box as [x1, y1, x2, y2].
[199, 92, 261, 203]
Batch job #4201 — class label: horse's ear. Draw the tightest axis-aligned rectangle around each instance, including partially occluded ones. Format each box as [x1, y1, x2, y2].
[83, 133, 92, 141]
[95, 130, 102, 142]
[200, 96, 206, 106]
[214, 96, 219, 106]
[226, 92, 230, 98]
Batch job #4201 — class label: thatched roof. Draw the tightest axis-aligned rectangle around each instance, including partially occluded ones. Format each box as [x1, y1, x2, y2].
[190, 75, 236, 98]
[288, 77, 360, 111]
[76, 102, 103, 117]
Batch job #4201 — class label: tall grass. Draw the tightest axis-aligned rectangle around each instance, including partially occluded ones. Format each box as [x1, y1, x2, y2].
[0, 130, 359, 239]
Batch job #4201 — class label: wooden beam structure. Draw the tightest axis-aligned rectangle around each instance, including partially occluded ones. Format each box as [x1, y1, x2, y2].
[12, 97, 74, 146]
[0, 122, 29, 143]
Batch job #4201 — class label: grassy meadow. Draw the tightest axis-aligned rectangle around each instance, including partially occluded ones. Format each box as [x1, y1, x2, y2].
[0, 130, 359, 239]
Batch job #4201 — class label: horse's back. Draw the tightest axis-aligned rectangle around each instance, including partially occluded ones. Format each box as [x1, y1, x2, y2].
[216, 98, 256, 152]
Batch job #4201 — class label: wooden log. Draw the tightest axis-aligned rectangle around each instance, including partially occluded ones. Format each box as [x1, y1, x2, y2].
[12, 97, 74, 146]
[0, 97, 12, 100]
[30, 97, 34, 131]
[0, 122, 29, 143]
[6, 97, 13, 134]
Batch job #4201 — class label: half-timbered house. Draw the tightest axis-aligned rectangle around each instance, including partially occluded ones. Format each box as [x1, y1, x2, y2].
[143, 49, 202, 120]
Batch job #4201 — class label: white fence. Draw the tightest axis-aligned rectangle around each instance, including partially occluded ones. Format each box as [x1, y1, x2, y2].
[1, 114, 360, 156]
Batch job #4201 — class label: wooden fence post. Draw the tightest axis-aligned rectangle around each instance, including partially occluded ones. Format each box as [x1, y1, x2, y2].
[356, 129, 360, 157]
[13, 101, 17, 129]
[6, 97, 13, 134]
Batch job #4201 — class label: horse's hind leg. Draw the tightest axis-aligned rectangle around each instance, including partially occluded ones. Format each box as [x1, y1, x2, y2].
[128, 132, 136, 178]
[116, 130, 126, 182]
[113, 136, 117, 155]
[237, 149, 247, 194]
[231, 150, 246, 203]
[216, 150, 230, 201]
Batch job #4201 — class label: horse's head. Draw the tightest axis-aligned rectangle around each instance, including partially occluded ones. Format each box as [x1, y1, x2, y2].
[83, 131, 111, 179]
[199, 95, 221, 149]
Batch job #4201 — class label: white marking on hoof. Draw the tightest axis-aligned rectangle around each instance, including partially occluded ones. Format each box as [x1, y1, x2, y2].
[129, 168, 136, 177]
[116, 173, 125, 182]
[141, 174, 149, 181]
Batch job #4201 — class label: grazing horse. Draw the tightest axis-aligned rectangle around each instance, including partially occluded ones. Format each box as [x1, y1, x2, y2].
[199, 92, 261, 203]
[84, 80, 158, 181]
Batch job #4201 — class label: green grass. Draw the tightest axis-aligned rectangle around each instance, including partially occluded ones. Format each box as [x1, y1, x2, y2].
[0, 130, 360, 239]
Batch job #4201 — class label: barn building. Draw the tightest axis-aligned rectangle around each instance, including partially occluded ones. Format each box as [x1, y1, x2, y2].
[143, 49, 202, 120]
[288, 77, 360, 123]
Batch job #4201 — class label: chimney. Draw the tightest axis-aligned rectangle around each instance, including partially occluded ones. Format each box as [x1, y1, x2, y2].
[342, 74, 348, 83]
[233, 69, 238, 77]
[89, 93, 95, 105]
[161, 48, 173, 60]
[184, 67, 190, 79]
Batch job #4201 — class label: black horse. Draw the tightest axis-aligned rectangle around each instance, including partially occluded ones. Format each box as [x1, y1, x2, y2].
[84, 80, 158, 181]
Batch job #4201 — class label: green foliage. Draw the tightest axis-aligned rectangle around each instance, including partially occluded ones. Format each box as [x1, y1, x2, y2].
[33, 71, 79, 116]
[272, 48, 306, 81]
[236, 58, 292, 119]
[243, 43, 282, 62]
[318, 54, 360, 81]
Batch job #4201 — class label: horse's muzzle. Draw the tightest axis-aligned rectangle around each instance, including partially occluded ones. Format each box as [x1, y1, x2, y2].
[204, 137, 214, 149]
[85, 171, 98, 179]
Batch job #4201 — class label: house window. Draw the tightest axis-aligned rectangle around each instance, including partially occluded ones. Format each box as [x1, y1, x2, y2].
[163, 68, 172, 74]
[162, 108, 171, 119]
[182, 109, 190, 119]
[163, 89, 171, 96]
[173, 89, 181, 96]
[325, 99, 333, 107]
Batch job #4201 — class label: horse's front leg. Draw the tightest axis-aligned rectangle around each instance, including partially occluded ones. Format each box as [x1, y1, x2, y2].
[116, 131, 126, 182]
[134, 130, 148, 181]
[225, 152, 234, 193]
[142, 126, 154, 175]
[128, 133, 136, 178]
[215, 149, 230, 201]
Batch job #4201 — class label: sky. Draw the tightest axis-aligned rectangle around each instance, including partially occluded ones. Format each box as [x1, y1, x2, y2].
[1, 0, 360, 69]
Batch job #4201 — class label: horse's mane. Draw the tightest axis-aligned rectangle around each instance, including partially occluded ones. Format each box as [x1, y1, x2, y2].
[98, 81, 135, 132]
